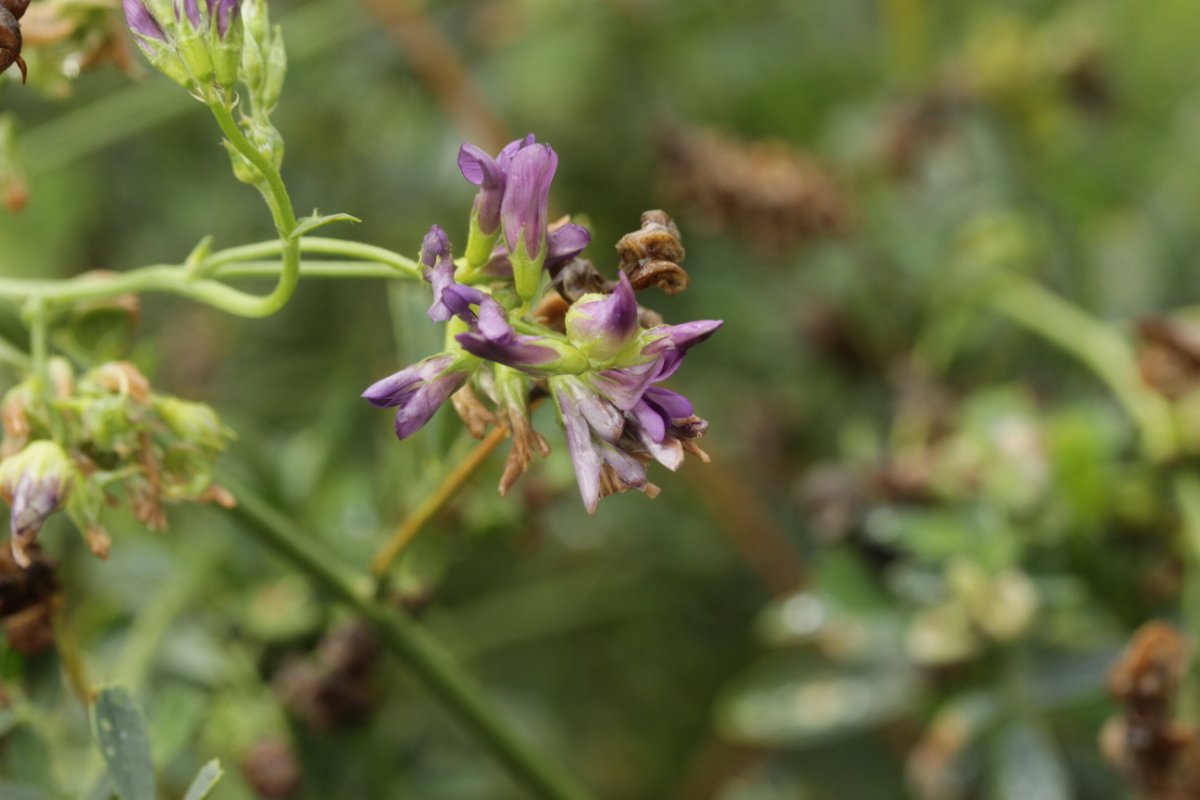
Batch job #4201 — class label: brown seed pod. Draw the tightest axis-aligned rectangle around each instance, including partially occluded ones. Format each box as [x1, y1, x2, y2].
[616, 210, 690, 295]
[0, 5, 25, 84]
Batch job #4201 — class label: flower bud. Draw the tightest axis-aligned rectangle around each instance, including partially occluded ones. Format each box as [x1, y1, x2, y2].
[0, 441, 74, 568]
[261, 29, 286, 109]
[209, 0, 243, 88]
[154, 396, 231, 452]
[565, 273, 639, 363]
[501, 144, 557, 302]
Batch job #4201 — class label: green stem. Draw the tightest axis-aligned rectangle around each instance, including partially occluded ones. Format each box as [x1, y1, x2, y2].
[224, 475, 591, 800]
[989, 275, 1177, 462]
[0, 238, 420, 311]
[24, 298, 65, 439]
[207, 236, 421, 278]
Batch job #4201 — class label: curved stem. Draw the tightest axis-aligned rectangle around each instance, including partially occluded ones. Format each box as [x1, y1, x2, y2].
[988, 275, 1177, 462]
[225, 474, 591, 800]
[0, 238, 421, 315]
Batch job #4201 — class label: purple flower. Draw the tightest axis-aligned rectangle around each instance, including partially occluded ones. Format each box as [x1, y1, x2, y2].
[565, 272, 639, 360]
[546, 223, 590, 273]
[455, 298, 566, 373]
[631, 386, 693, 444]
[363, 353, 471, 440]
[123, 0, 166, 40]
[458, 134, 534, 236]
[419, 224, 451, 269]
[501, 144, 557, 262]
[642, 319, 724, 379]
[419, 225, 485, 323]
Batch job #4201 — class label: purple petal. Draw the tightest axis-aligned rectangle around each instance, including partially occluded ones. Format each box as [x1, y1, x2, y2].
[631, 399, 667, 443]
[456, 301, 559, 369]
[589, 360, 661, 411]
[123, 0, 166, 39]
[644, 386, 694, 419]
[501, 144, 557, 259]
[457, 143, 503, 187]
[394, 371, 469, 439]
[456, 332, 559, 369]
[545, 223, 591, 272]
[497, 133, 536, 170]
[560, 377, 623, 443]
[175, 0, 201, 26]
[642, 320, 724, 357]
[557, 388, 601, 514]
[458, 143, 507, 234]
[212, 0, 238, 37]
[425, 259, 485, 323]
[362, 354, 454, 408]
[599, 443, 647, 489]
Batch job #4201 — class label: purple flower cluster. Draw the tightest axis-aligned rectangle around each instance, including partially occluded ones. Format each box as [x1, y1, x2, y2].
[364, 136, 722, 512]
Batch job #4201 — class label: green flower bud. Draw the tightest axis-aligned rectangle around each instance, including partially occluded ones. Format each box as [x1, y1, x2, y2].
[154, 396, 232, 452]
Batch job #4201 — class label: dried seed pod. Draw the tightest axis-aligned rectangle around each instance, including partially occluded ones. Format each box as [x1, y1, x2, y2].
[1137, 317, 1200, 400]
[0, 5, 25, 84]
[553, 257, 612, 304]
[2, 0, 30, 21]
[616, 210, 690, 295]
[1104, 621, 1200, 798]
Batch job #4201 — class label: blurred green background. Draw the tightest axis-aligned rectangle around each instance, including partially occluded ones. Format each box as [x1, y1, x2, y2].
[6, 0, 1200, 797]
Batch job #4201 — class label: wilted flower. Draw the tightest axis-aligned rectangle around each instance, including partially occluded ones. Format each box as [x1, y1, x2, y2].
[0, 441, 75, 568]
[363, 353, 474, 439]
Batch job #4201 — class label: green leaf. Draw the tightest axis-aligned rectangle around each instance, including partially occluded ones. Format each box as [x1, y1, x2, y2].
[92, 686, 156, 800]
[291, 212, 360, 239]
[182, 760, 223, 800]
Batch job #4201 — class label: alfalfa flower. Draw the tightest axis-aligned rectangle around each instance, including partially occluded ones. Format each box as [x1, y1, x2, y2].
[363, 353, 475, 440]
[458, 134, 534, 268]
[501, 143, 558, 302]
[0, 441, 75, 567]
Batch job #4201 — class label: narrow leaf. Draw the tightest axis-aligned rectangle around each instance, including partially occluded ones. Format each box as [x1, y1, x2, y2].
[92, 687, 156, 800]
[291, 212, 360, 239]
